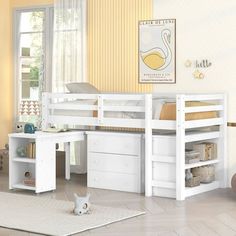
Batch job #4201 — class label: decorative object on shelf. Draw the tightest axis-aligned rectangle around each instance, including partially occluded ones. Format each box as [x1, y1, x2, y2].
[139, 19, 176, 84]
[192, 165, 215, 183]
[16, 146, 27, 157]
[185, 149, 200, 164]
[23, 171, 35, 187]
[73, 193, 91, 216]
[185, 169, 193, 180]
[185, 169, 201, 187]
[24, 123, 36, 134]
[15, 122, 26, 133]
[193, 142, 217, 161]
[185, 176, 201, 187]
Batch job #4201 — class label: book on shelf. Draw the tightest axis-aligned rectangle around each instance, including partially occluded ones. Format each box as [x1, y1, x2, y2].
[26, 142, 36, 159]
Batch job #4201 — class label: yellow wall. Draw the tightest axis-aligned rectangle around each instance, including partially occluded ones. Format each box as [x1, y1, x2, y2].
[0, 0, 152, 149]
[87, 0, 153, 92]
[0, 0, 12, 148]
[11, 0, 53, 7]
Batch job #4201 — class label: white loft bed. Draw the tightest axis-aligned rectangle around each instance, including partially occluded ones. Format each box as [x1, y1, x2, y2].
[41, 92, 227, 200]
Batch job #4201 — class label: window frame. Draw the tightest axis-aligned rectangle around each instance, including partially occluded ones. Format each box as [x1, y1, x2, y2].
[13, 5, 54, 124]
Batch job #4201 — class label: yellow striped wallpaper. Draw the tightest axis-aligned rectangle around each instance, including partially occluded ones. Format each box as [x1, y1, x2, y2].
[87, 0, 153, 93]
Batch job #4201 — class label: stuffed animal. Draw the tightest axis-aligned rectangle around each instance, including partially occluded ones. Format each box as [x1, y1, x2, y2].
[73, 193, 91, 216]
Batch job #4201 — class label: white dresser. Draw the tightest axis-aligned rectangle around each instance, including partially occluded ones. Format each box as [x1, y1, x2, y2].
[86, 131, 144, 193]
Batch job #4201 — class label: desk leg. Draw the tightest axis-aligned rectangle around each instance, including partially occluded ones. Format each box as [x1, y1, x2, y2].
[64, 142, 70, 180]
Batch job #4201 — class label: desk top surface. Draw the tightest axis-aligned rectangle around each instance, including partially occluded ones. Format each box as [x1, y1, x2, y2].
[8, 131, 85, 139]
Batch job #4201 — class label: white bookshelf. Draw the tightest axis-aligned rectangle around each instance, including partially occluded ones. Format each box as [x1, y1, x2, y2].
[8, 134, 55, 194]
[8, 131, 84, 194]
[152, 94, 227, 200]
[176, 94, 227, 200]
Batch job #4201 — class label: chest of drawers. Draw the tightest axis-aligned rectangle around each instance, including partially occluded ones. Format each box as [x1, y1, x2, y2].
[87, 131, 144, 193]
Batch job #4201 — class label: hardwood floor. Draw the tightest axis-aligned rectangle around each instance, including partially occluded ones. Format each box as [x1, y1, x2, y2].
[0, 173, 236, 236]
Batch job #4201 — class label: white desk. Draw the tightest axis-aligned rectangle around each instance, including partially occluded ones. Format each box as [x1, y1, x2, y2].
[8, 131, 85, 193]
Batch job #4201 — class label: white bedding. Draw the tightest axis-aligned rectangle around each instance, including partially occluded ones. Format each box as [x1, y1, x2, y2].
[53, 99, 169, 120]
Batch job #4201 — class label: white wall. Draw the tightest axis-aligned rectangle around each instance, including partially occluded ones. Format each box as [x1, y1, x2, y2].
[154, 0, 236, 184]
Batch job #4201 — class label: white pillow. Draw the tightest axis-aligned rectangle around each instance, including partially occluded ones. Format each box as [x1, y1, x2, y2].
[66, 82, 100, 94]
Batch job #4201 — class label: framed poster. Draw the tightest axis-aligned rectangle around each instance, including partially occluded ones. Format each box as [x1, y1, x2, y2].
[139, 19, 176, 83]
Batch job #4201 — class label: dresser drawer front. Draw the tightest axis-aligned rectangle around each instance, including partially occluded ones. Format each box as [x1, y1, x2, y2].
[88, 153, 140, 175]
[88, 171, 141, 193]
[88, 134, 140, 156]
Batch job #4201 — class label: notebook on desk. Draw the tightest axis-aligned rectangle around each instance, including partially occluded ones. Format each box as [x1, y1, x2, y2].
[42, 127, 68, 133]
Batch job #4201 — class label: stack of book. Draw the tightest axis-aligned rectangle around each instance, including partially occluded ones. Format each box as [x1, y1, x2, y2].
[26, 142, 36, 159]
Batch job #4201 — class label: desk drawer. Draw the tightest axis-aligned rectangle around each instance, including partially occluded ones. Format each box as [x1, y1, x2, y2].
[88, 170, 141, 193]
[87, 133, 141, 156]
[88, 153, 140, 175]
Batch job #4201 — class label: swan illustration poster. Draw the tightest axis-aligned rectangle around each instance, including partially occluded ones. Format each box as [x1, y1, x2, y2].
[139, 19, 176, 83]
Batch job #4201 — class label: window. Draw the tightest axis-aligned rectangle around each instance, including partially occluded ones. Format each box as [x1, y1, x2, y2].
[14, 7, 53, 126]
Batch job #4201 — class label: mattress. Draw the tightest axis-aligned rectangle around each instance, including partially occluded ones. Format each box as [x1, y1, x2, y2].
[53, 100, 218, 120]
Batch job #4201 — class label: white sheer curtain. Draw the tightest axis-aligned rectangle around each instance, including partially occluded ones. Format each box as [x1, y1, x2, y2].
[52, 0, 86, 92]
[52, 0, 87, 172]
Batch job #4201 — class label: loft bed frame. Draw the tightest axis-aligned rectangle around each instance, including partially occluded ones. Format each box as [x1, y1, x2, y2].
[42, 92, 227, 200]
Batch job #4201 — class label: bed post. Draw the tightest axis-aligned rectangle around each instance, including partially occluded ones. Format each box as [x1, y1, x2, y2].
[42, 92, 49, 130]
[220, 93, 228, 188]
[97, 94, 104, 125]
[145, 94, 152, 197]
[176, 94, 186, 200]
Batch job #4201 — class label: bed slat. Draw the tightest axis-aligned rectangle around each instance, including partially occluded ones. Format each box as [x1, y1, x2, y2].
[185, 118, 223, 129]
[185, 105, 223, 113]
[184, 94, 224, 101]
[49, 104, 98, 111]
[103, 106, 144, 112]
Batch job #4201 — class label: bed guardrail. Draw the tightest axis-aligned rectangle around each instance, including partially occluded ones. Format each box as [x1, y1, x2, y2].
[42, 92, 148, 129]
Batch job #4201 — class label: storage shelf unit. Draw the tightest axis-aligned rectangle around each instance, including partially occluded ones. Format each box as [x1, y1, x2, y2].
[175, 94, 227, 200]
[9, 133, 56, 194]
[151, 94, 227, 200]
[9, 131, 85, 194]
